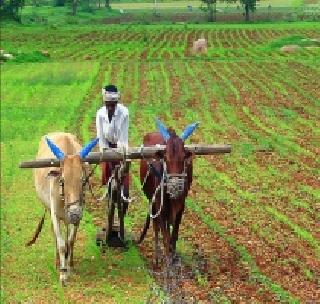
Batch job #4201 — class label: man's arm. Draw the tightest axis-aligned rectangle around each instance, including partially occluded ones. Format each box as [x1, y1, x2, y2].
[96, 111, 108, 152]
[117, 112, 129, 149]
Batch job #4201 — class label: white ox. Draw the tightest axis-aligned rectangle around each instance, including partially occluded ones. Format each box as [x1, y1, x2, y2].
[28, 132, 98, 285]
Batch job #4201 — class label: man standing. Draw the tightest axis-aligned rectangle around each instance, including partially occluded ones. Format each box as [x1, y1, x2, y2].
[96, 84, 129, 199]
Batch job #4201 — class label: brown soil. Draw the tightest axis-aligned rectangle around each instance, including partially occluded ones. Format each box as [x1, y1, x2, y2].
[188, 179, 320, 303]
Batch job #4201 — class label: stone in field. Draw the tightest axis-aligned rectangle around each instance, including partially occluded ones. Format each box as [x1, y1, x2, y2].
[280, 45, 301, 53]
[40, 50, 50, 57]
[305, 46, 319, 50]
[192, 38, 208, 55]
[0, 49, 14, 61]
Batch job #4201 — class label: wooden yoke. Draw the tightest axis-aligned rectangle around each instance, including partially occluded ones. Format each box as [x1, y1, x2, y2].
[19, 144, 232, 168]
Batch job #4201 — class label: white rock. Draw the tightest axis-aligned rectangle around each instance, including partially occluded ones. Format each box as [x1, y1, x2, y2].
[192, 38, 208, 55]
[2, 53, 14, 60]
[280, 45, 301, 53]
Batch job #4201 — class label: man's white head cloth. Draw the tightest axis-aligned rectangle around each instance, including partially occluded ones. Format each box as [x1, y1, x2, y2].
[102, 88, 120, 102]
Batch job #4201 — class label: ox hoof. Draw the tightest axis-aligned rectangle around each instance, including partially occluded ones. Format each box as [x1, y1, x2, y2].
[60, 271, 68, 286]
[60, 277, 67, 287]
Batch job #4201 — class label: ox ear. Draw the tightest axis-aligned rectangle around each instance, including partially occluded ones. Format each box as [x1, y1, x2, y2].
[156, 118, 170, 142]
[180, 122, 199, 141]
[80, 138, 99, 159]
[45, 137, 65, 160]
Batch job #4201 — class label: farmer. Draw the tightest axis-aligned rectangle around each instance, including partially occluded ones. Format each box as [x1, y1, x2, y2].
[96, 84, 130, 200]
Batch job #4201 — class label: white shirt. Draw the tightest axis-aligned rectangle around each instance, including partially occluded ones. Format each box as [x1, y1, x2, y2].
[96, 103, 129, 152]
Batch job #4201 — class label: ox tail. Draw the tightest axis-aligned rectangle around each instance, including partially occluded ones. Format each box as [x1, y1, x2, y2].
[26, 210, 46, 247]
[136, 214, 150, 245]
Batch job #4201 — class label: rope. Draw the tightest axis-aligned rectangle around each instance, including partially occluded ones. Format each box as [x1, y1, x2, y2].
[140, 144, 145, 160]
[101, 175, 114, 202]
[81, 164, 105, 202]
[83, 164, 97, 185]
[141, 165, 151, 189]
[120, 183, 132, 203]
[149, 160, 166, 219]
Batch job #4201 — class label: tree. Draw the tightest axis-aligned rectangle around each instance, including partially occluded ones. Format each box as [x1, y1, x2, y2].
[72, 0, 78, 15]
[0, 0, 24, 21]
[200, 0, 217, 22]
[54, 0, 66, 7]
[241, 0, 259, 22]
[222, 0, 259, 22]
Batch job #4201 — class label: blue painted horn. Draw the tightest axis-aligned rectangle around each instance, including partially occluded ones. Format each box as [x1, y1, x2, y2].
[45, 137, 65, 160]
[156, 118, 170, 142]
[180, 122, 199, 141]
[80, 138, 99, 159]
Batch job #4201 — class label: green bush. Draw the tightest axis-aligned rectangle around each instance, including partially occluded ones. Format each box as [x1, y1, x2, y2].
[270, 35, 320, 49]
[12, 51, 50, 63]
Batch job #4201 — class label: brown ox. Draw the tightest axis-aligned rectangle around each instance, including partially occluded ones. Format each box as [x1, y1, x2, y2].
[138, 120, 198, 264]
[28, 132, 98, 285]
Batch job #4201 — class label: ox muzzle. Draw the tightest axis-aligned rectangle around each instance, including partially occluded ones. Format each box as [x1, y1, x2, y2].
[65, 203, 83, 225]
[166, 173, 187, 199]
[59, 177, 85, 225]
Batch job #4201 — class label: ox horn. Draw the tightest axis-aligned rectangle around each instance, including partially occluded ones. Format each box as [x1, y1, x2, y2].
[180, 122, 199, 141]
[79, 138, 99, 159]
[45, 137, 65, 160]
[156, 118, 170, 142]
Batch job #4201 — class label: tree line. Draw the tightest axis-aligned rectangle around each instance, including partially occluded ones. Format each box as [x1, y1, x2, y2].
[0, 0, 259, 22]
[200, 0, 259, 22]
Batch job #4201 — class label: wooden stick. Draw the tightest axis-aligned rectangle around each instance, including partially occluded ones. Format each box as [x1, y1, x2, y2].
[19, 158, 60, 168]
[84, 144, 232, 163]
[186, 144, 231, 155]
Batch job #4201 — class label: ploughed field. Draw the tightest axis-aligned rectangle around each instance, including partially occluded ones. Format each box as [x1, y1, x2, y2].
[1, 23, 319, 303]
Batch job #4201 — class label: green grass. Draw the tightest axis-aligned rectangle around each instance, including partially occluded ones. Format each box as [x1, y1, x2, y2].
[0, 61, 153, 303]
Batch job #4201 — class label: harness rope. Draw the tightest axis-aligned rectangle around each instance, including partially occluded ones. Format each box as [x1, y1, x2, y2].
[140, 145, 164, 219]
[149, 160, 166, 219]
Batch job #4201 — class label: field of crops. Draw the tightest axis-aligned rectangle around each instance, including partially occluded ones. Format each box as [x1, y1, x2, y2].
[1, 22, 319, 303]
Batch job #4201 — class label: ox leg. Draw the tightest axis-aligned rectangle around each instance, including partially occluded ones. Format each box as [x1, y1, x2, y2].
[160, 219, 170, 264]
[52, 223, 60, 269]
[153, 219, 161, 267]
[55, 241, 60, 270]
[50, 207, 68, 286]
[66, 224, 78, 271]
[171, 211, 183, 260]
